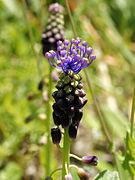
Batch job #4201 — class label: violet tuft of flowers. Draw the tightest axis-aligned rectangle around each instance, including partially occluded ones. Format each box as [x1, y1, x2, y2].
[42, 3, 65, 55]
[45, 37, 96, 74]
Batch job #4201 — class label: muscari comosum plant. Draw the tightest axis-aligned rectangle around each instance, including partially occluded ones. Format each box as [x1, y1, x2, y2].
[44, 37, 98, 180]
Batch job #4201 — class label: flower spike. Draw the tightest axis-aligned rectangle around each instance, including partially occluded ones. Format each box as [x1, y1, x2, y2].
[45, 38, 96, 74]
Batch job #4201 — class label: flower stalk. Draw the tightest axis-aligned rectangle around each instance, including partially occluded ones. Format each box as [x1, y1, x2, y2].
[62, 127, 71, 179]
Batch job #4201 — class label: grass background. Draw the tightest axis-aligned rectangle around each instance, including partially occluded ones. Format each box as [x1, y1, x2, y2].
[0, 0, 135, 179]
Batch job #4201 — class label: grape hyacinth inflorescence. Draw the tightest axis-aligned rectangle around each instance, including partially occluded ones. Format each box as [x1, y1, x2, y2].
[42, 3, 65, 55]
[45, 38, 96, 144]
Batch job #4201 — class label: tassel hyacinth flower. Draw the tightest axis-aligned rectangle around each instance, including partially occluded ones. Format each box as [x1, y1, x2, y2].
[45, 37, 96, 143]
[42, 3, 65, 55]
[44, 37, 98, 179]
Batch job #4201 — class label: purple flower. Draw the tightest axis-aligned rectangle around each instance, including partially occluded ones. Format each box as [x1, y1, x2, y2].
[82, 156, 98, 166]
[45, 38, 96, 74]
[49, 3, 64, 13]
[77, 168, 90, 180]
[51, 127, 61, 144]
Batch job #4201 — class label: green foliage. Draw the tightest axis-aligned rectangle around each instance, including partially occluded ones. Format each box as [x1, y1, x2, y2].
[94, 170, 119, 180]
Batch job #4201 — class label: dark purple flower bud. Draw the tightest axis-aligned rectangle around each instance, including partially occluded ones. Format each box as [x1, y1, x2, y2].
[52, 103, 63, 117]
[79, 89, 86, 97]
[82, 156, 98, 166]
[82, 97, 88, 107]
[61, 115, 69, 128]
[56, 99, 67, 110]
[68, 124, 78, 139]
[45, 176, 53, 180]
[74, 88, 85, 97]
[51, 127, 61, 144]
[64, 85, 73, 94]
[52, 91, 58, 101]
[72, 109, 83, 124]
[74, 89, 80, 96]
[65, 94, 74, 104]
[38, 79, 44, 90]
[77, 82, 84, 89]
[65, 174, 73, 180]
[68, 106, 75, 118]
[57, 89, 66, 98]
[56, 80, 64, 89]
[53, 112, 61, 126]
[75, 97, 88, 109]
[77, 168, 90, 180]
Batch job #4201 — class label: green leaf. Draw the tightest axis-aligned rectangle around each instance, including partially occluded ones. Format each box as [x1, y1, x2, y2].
[101, 106, 129, 140]
[114, 153, 129, 180]
[0, 162, 22, 180]
[71, 167, 80, 180]
[94, 170, 119, 180]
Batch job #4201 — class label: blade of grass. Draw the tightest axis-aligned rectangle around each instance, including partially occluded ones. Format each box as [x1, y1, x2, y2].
[130, 87, 135, 138]
[22, 0, 42, 78]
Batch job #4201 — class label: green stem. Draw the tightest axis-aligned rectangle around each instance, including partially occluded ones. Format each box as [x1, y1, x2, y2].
[130, 87, 135, 138]
[22, 0, 42, 78]
[69, 154, 82, 161]
[45, 64, 53, 176]
[62, 127, 70, 179]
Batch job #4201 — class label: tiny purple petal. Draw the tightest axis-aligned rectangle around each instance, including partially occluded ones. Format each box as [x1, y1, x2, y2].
[86, 47, 93, 55]
[64, 39, 69, 46]
[90, 55, 96, 61]
[60, 50, 67, 56]
[49, 50, 56, 58]
[70, 38, 75, 44]
[81, 58, 88, 67]
[57, 40, 63, 46]
[45, 52, 52, 59]
[82, 41, 87, 46]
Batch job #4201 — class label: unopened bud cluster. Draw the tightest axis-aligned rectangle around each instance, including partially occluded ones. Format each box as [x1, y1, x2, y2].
[42, 3, 65, 55]
[51, 70, 88, 144]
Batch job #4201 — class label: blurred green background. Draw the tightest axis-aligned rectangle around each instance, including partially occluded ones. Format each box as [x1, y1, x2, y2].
[0, 0, 135, 179]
